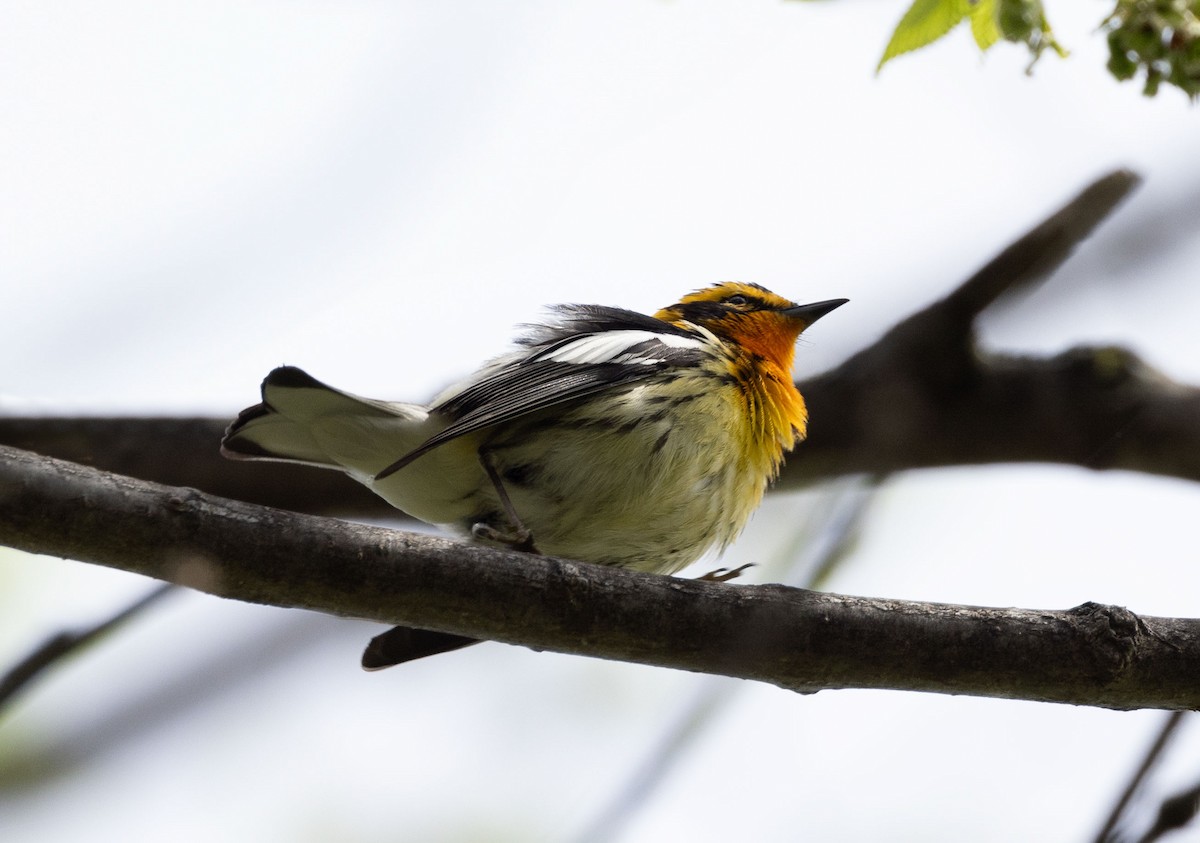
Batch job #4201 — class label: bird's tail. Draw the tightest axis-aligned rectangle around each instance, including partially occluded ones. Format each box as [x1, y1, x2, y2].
[221, 366, 429, 475]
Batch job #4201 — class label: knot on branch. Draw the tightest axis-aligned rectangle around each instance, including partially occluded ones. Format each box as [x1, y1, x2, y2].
[1050, 345, 1171, 470]
[1061, 345, 1144, 389]
[1068, 601, 1139, 683]
[165, 487, 204, 512]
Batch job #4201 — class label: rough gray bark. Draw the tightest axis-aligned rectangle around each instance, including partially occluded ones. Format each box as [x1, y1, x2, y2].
[4, 444, 1200, 710]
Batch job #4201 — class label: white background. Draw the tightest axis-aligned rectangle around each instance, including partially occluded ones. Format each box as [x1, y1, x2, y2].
[3, 2, 1200, 841]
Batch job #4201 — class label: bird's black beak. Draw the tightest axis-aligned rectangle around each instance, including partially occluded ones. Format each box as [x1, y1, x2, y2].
[783, 298, 849, 325]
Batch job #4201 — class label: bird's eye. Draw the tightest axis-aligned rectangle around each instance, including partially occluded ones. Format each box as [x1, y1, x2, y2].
[725, 294, 749, 307]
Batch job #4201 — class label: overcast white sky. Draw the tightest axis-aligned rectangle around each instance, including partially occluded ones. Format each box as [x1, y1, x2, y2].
[4, 3, 1200, 842]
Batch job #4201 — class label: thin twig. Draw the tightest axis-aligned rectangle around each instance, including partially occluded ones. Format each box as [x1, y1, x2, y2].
[1138, 777, 1200, 843]
[573, 478, 883, 843]
[0, 583, 177, 713]
[1092, 711, 1188, 843]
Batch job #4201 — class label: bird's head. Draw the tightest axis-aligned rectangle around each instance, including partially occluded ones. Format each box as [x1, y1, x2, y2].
[655, 282, 847, 370]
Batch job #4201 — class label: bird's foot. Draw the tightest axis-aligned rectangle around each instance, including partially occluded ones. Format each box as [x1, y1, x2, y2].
[472, 522, 541, 554]
[697, 563, 755, 583]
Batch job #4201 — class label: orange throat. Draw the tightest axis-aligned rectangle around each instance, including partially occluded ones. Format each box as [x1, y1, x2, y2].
[731, 351, 808, 480]
[733, 312, 809, 453]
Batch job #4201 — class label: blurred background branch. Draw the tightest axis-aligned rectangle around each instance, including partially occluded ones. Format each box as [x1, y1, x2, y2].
[575, 477, 883, 843]
[0, 584, 176, 714]
[8, 171, 1197, 517]
[1094, 710, 1189, 843]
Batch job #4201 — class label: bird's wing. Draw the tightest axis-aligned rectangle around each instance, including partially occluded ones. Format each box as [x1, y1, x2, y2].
[374, 309, 711, 479]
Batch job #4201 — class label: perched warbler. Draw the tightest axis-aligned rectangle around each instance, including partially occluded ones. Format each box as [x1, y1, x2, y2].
[222, 282, 846, 666]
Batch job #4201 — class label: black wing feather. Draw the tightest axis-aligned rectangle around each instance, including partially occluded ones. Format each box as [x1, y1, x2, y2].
[515, 304, 696, 345]
[373, 311, 707, 480]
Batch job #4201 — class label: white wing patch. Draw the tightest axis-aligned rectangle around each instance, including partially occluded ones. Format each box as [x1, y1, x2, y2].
[537, 330, 706, 366]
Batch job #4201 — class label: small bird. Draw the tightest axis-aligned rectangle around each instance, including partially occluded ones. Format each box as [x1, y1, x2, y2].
[222, 282, 846, 667]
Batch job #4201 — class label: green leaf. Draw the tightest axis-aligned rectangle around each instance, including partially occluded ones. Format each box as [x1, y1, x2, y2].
[878, 0, 971, 72]
[969, 0, 1001, 52]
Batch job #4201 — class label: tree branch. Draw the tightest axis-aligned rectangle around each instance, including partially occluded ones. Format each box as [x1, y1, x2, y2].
[5, 171, 1190, 510]
[790, 344, 1200, 485]
[785, 169, 1200, 485]
[0, 416, 395, 518]
[3, 444, 1200, 710]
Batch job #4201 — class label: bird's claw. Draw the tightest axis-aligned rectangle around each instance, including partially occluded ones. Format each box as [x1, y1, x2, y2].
[697, 563, 756, 582]
[472, 522, 540, 554]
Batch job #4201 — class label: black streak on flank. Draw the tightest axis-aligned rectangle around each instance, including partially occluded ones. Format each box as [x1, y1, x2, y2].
[652, 429, 671, 454]
[502, 463, 539, 486]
